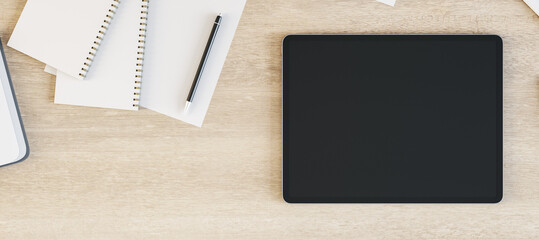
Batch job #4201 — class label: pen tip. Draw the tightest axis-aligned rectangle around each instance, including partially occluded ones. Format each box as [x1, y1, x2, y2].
[218, 13, 222, 16]
[184, 102, 191, 113]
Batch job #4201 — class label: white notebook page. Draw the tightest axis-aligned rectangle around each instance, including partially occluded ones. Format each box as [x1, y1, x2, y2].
[523, 0, 539, 16]
[8, 0, 117, 80]
[44, 65, 57, 75]
[140, 0, 246, 127]
[54, 0, 146, 111]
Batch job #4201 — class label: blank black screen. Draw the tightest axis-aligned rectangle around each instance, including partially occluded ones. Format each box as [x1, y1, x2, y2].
[283, 35, 502, 203]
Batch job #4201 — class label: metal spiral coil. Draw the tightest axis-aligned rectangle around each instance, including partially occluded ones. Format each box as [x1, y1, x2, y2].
[78, 0, 120, 79]
[133, 0, 148, 108]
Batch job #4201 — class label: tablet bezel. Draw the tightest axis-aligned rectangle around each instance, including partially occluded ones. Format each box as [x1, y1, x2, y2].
[282, 34, 503, 203]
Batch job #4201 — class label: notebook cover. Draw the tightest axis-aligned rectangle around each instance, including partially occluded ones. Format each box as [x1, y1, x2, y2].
[54, 0, 148, 111]
[139, 0, 246, 127]
[8, 0, 119, 80]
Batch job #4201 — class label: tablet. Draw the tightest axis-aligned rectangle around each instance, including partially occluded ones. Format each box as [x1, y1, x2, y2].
[283, 35, 502, 203]
[0, 39, 29, 167]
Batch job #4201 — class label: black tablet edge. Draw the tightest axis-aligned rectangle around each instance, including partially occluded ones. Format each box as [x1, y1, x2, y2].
[282, 35, 291, 203]
[494, 34, 503, 204]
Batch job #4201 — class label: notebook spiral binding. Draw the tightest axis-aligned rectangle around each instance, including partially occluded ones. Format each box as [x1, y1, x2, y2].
[133, 0, 149, 108]
[78, 0, 120, 79]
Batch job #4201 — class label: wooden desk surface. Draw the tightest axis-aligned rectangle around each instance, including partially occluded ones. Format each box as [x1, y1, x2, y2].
[1, 0, 538, 239]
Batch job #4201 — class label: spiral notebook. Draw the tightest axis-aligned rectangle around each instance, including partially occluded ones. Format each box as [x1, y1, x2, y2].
[140, 0, 246, 127]
[8, 0, 120, 80]
[53, 0, 148, 111]
[39, 0, 246, 126]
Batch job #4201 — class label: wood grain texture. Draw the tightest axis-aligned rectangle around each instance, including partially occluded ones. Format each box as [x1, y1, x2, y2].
[0, 0, 538, 239]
